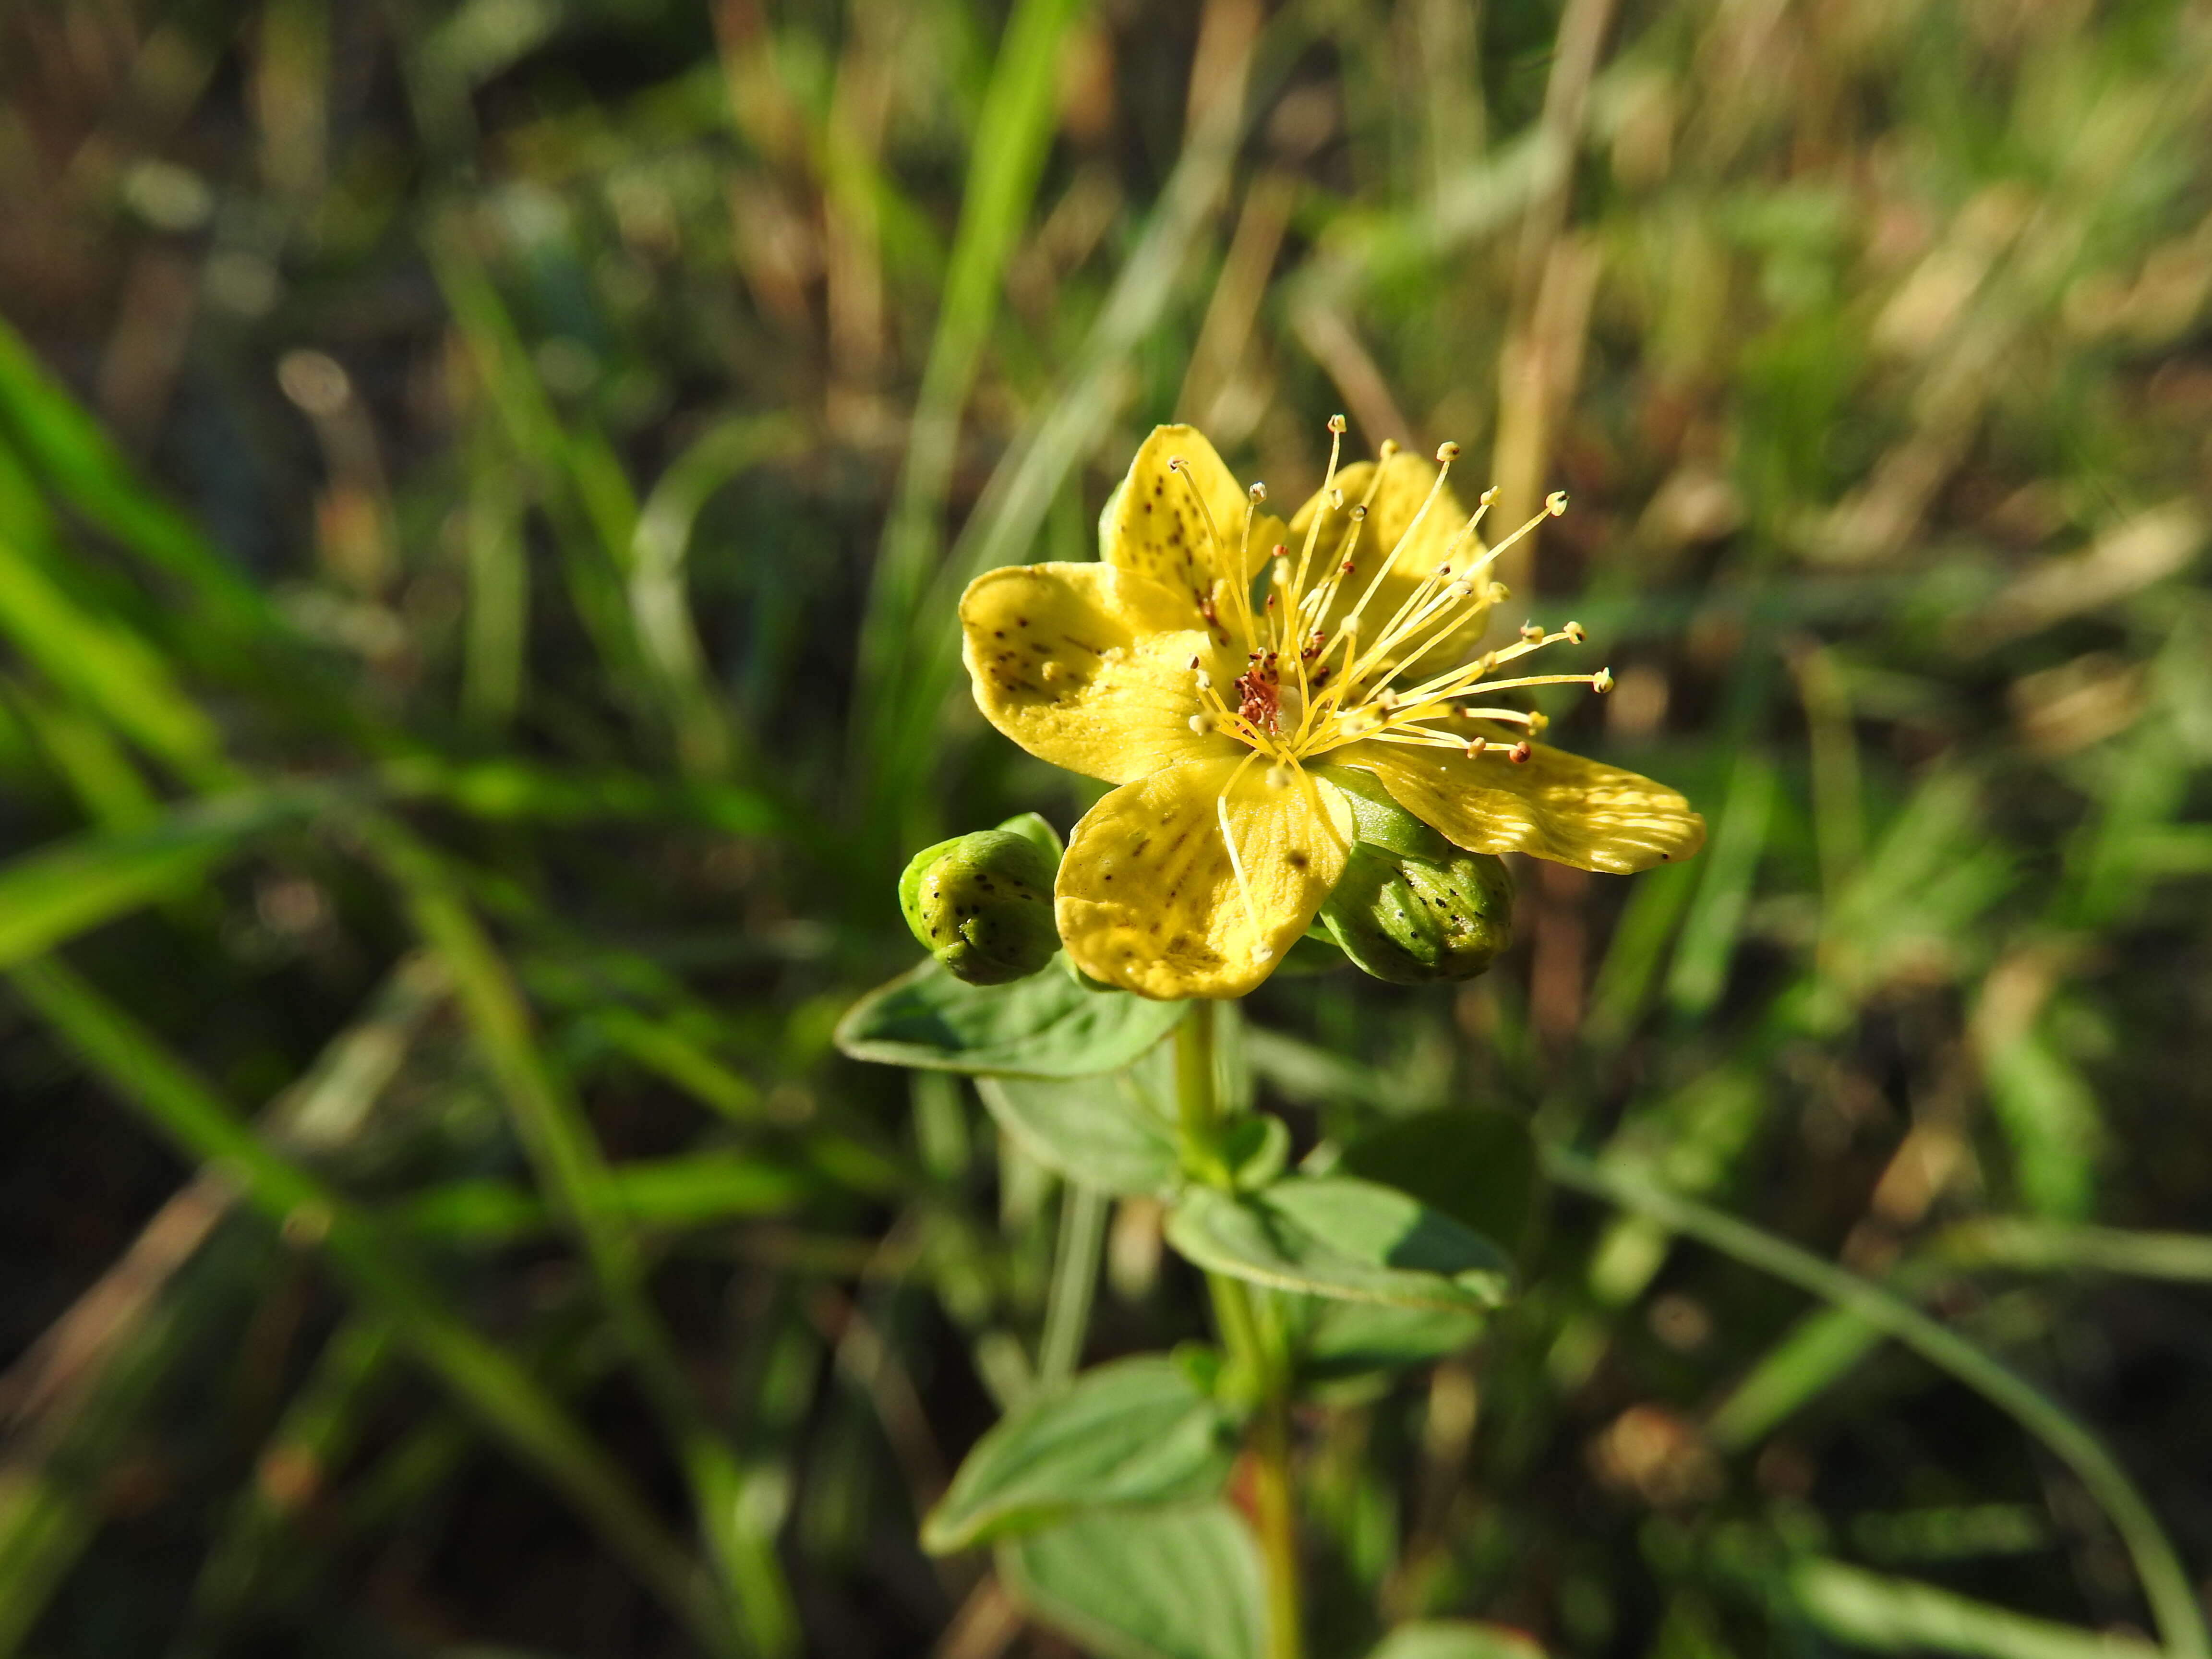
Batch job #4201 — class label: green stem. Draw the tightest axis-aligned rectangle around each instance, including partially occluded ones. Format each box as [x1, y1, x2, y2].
[1174, 1006, 1301, 1659]
[1038, 1182, 1108, 1389]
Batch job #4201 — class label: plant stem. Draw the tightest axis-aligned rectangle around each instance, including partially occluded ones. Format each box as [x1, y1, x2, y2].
[1174, 1005, 1301, 1659]
[1038, 1182, 1107, 1389]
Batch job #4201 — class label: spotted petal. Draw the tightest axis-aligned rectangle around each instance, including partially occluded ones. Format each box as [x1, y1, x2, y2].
[1057, 757, 1354, 999]
[961, 562, 1245, 785]
[1102, 424, 1287, 630]
[1332, 740, 1706, 874]
[1288, 453, 1490, 675]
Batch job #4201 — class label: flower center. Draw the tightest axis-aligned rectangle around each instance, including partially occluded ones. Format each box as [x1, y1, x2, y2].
[1176, 420, 1615, 770]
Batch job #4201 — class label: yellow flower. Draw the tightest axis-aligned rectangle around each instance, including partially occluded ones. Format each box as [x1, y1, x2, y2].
[960, 421, 1706, 1000]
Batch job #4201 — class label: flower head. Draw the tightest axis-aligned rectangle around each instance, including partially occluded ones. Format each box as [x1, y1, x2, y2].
[960, 422, 1706, 999]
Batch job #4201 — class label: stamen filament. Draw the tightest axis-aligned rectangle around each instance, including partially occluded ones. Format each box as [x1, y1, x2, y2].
[1329, 444, 1458, 658]
[1215, 749, 1271, 960]
[1288, 415, 1346, 603]
[1169, 457, 1257, 649]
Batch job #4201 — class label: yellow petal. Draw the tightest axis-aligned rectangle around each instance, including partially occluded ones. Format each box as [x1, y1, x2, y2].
[1332, 740, 1706, 874]
[1056, 757, 1353, 999]
[1288, 453, 1489, 670]
[961, 562, 1243, 785]
[1102, 425, 1287, 630]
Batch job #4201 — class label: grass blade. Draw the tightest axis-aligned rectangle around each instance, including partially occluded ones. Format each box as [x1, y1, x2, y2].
[853, 0, 1090, 816]
[0, 793, 306, 970]
[1786, 1557, 2161, 1659]
[358, 817, 797, 1658]
[5, 956, 732, 1654]
[1544, 1145, 2210, 1659]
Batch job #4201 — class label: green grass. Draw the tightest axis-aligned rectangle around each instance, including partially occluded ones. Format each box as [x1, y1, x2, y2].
[2, 0, 2212, 1655]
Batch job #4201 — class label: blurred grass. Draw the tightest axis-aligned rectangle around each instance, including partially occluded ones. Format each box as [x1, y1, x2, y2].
[3, 0, 2212, 1656]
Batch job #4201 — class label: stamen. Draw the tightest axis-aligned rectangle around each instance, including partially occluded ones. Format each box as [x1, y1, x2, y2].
[1288, 416, 1349, 606]
[1169, 456, 1255, 646]
[1510, 741, 1533, 763]
[1593, 667, 1614, 693]
[1367, 493, 1553, 685]
[1240, 484, 1275, 651]
[1327, 445, 1470, 694]
[1563, 620, 1587, 644]
[1216, 756, 1273, 962]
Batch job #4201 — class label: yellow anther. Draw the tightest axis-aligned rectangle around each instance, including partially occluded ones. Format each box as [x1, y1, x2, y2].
[1564, 620, 1587, 644]
[1190, 712, 1214, 733]
[1327, 414, 1347, 434]
[1464, 736, 1488, 757]
[1436, 441, 1461, 463]
[1487, 581, 1511, 604]
[1480, 485, 1499, 506]
[1546, 490, 1568, 516]
[1520, 622, 1544, 643]
[1593, 667, 1615, 693]
[1250, 481, 1267, 502]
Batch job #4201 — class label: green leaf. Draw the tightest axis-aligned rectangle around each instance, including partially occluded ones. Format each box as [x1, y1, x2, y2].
[976, 1067, 1179, 1196]
[1221, 1113, 1291, 1192]
[1366, 1620, 1549, 1659]
[835, 956, 1186, 1078]
[997, 1502, 1264, 1659]
[1166, 1178, 1514, 1310]
[922, 1357, 1235, 1553]
[1294, 1299, 1487, 1385]
[1338, 1107, 1539, 1261]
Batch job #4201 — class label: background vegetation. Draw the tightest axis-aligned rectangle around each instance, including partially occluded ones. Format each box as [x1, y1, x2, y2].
[3, 0, 2212, 1654]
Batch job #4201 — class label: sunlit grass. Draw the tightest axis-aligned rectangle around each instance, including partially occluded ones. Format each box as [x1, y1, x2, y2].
[1, 0, 2210, 1654]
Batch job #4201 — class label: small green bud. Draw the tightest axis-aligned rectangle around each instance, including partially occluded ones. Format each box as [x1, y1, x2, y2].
[1312, 768, 1513, 985]
[899, 814, 1062, 986]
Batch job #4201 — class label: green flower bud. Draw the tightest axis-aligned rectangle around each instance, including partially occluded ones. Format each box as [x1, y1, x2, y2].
[1313, 769, 1514, 985]
[899, 813, 1063, 986]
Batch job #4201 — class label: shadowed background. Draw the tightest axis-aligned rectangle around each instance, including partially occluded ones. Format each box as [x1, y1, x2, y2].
[3, 0, 2212, 1655]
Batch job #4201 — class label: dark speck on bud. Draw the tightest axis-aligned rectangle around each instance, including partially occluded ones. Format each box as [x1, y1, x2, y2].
[898, 814, 1062, 986]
